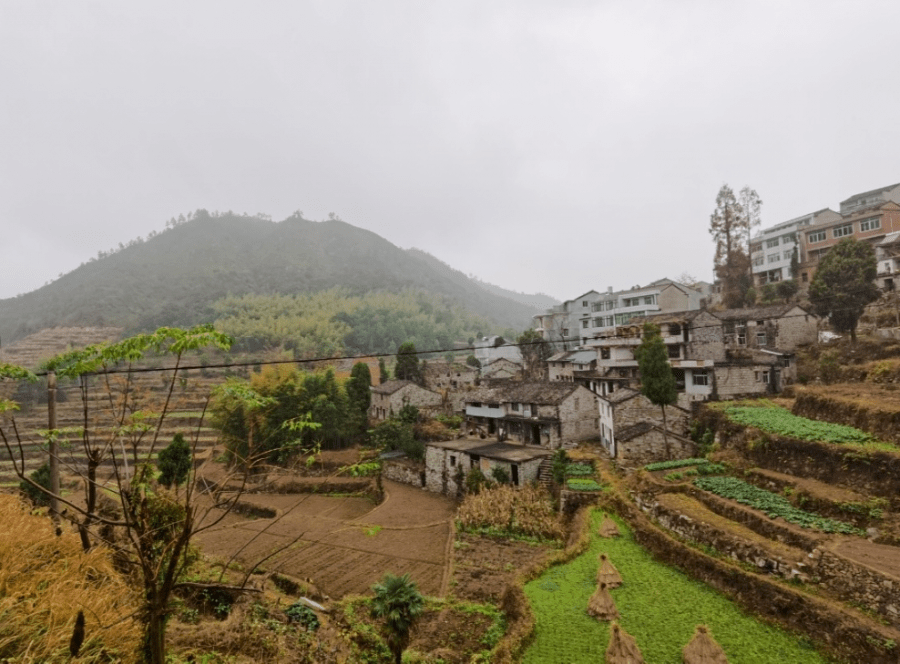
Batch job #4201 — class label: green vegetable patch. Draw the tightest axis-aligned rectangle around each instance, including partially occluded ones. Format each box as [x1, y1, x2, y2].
[720, 403, 880, 447]
[566, 478, 604, 492]
[523, 511, 832, 664]
[694, 476, 863, 536]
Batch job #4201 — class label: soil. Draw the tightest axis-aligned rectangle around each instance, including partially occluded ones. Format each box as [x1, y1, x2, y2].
[831, 538, 900, 579]
[748, 467, 870, 504]
[195, 479, 456, 599]
[450, 532, 555, 604]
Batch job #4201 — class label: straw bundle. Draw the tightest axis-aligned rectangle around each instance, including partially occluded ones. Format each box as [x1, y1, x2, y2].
[586, 582, 619, 621]
[0, 494, 141, 663]
[599, 513, 621, 538]
[596, 553, 622, 588]
[682, 625, 729, 664]
[605, 622, 645, 664]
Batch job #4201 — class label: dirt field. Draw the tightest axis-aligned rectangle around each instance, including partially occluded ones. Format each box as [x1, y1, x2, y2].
[195, 479, 456, 598]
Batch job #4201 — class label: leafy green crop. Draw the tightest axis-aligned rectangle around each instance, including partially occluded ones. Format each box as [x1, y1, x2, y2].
[523, 511, 831, 663]
[566, 478, 604, 492]
[565, 463, 595, 477]
[645, 458, 709, 471]
[694, 477, 862, 535]
[721, 405, 875, 445]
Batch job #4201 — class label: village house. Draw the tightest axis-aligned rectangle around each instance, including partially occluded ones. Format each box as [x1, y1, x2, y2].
[421, 439, 550, 496]
[533, 278, 710, 350]
[473, 335, 522, 365]
[550, 304, 815, 407]
[598, 387, 693, 465]
[369, 379, 443, 420]
[463, 381, 600, 448]
[421, 359, 478, 391]
[479, 357, 522, 380]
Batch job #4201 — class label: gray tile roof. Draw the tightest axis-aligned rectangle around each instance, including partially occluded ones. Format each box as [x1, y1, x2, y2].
[464, 381, 582, 405]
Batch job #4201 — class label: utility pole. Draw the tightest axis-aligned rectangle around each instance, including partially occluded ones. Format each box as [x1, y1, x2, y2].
[48, 371, 60, 522]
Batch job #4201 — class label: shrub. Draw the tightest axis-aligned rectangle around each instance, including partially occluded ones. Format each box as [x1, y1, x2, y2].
[551, 449, 569, 485]
[465, 467, 491, 495]
[285, 601, 320, 631]
[398, 404, 419, 424]
[491, 466, 511, 484]
[818, 351, 842, 384]
[157, 433, 192, 489]
[19, 462, 51, 506]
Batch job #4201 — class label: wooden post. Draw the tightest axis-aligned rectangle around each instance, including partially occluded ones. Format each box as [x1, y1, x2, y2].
[48, 371, 60, 522]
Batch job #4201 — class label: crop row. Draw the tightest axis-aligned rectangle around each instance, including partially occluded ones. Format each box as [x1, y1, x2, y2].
[694, 476, 862, 535]
[644, 458, 710, 472]
[721, 405, 874, 445]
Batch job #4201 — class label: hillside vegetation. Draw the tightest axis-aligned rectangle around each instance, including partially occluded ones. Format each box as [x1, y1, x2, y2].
[0, 211, 548, 345]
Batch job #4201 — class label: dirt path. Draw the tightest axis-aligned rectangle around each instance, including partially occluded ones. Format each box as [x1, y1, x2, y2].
[194, 479, 456, 598]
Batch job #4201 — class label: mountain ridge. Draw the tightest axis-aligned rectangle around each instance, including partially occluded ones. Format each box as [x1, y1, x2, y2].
[0, 211, 552, 345]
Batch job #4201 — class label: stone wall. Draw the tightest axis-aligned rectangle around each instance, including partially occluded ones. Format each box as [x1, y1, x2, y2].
[558, 387, 601, 445]
[614, 393, 689, 434]
[383, 458, 426, 489]
[616, 428, 696, 466]
[816, 548, 900, 628]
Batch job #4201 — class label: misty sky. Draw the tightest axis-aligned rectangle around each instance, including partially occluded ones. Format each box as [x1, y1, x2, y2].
[2, 1, 898, 303]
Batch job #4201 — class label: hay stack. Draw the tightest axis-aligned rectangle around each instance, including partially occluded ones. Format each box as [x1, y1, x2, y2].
[682, 625, 729, 664]
[599, 513, 621, 538]
[596, 553, 622, 587]
[586, 582, 619, 621]
[605, 621, 645, 664]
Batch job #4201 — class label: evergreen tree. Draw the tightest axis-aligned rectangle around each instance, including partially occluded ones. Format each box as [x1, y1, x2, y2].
[346, 362, 372, 434]
[370, 573, 424, 664]
[635, 322, 678, 459]
[395, 342, 422, 384]
[809, 237, 879, 343]
[378, 357, 389, 384]
[517, 328, 550, 380]
[157, 433, 192, 489]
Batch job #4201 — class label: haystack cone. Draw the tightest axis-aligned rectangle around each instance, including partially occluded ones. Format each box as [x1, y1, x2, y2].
[599, 514, 621, 538]
[597, 553, 623, 587]
[605, 621, 645, 664]
[682, 624, 728, 664]
[586, 581, 619, 621]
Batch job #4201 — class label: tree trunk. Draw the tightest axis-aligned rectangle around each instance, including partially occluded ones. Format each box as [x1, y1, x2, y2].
[78, 449, 99, 552]
[661, 405, 671, 460]
[143, 605, 167, 664]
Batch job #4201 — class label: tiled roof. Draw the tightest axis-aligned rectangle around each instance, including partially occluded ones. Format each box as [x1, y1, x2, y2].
[840, 182, 900, 205]
[712, 304, 812, 321]
[372, 379, 425, 395]
[605, 387, 640, 404]
[464, 381, 583, 405]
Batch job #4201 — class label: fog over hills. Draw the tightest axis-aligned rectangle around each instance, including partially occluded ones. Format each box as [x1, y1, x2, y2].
[0, 211, 554, 346]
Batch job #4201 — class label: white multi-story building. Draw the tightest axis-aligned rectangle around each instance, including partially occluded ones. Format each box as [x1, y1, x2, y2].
[534, 278, 708, 349]
[750, 208, 839, 286]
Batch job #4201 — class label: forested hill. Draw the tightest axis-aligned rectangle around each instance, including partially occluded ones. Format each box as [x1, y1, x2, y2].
[0, 211, 551, 345]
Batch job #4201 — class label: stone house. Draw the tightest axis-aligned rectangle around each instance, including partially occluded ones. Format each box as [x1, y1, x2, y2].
[369, 380, 443, 421]
[572, 305, 813, 406]
[422, 439, 549, 495]
[479, 357, 522, 380]
[598, 387, 692, 463]
[463, 381, 600, 449]
[421, 360, 478, 391]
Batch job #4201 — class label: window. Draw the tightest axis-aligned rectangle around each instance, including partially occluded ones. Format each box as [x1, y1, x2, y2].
[582, 300, 588, 307]
[600, 347, 611, 360]
[755, 371, 770, 384]
[808, 230, 826, 243]
[511, 402, 519, 412]
[833, 223, 853, 238]
[767, 253, 780, 263]
[692, 370, 709, 386]
[667, 344, 680, 359]
[593, 317, 603, 327]
[643, 295, 656, 305]
[766, 238, 780, 248]
[860, 216, 881, 232]
[450, 455, 456, 467]
[782, 233, 796, 243]
[753, 256, 764, 266]
[582, 319, 589, 329]
[605, 300, 615, 310]
[471, 402, 482, 408]
[591, 301, 602, 312]
[562, 328, 569, 337]
[604, 316, 614, 327]
[801, 272, 808, 283]
[756, 331, 767, 346]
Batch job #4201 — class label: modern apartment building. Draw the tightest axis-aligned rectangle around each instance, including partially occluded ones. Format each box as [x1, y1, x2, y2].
[750, 209, 839, 286]
[533, 278, 708, 348]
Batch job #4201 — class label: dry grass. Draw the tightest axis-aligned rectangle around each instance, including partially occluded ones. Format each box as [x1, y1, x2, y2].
[0, 494, 141, 663]
[456, 484, 564, 541]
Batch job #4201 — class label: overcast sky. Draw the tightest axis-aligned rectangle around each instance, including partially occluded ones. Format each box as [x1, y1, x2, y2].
[2, 1, 898, 302]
